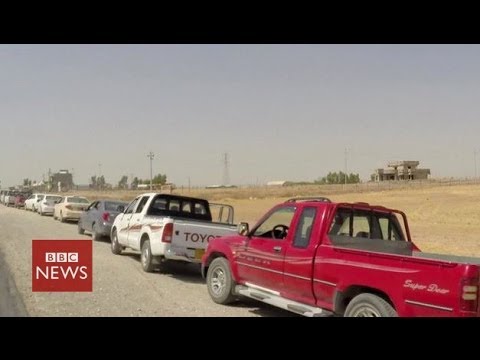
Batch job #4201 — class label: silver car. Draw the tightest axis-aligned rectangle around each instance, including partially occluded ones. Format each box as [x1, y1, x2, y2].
[78, 199, 128, 241]
[37, 195, 63, 216]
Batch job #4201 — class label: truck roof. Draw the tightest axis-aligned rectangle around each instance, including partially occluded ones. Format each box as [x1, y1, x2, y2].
[284, 197, 396, 213]
[140, 193, 210, 204]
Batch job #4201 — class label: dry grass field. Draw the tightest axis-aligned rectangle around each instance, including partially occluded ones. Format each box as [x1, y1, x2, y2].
[64, 181, 480, 258]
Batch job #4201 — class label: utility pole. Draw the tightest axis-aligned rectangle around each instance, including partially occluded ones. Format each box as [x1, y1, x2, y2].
[147, 151, 154, 191]
[188, 176, 191, 191]
[344, 148, 348, 187]
[223, 152, 230, 186]
[98, 163, 102, 190]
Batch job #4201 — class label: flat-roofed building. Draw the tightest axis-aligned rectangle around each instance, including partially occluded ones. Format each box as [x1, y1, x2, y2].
[372, 161, 430, 181]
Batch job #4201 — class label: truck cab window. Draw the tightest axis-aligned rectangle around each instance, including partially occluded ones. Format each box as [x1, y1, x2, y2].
[182, 202, 192, 213]
[169, 200, 180, 211]
[125, 198, 139, 214]
[151, 198, 167, 211]
[194, 203, 207, 215]
[135, 196, 149, 213]
[253, 206, 296, 240]
[352, 212, 371, 238]
[293, 207, 317, 248]
[329, 209, 351, 236]
[378, 216, 405, 241]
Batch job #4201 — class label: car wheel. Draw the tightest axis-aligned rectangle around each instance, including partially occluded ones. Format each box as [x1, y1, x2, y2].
[141, 239, 155, 273]
[344, 293, 397, 317]
[78, 221, 85, 235]
[206, 257, 236, 305]
[111, 229, 123, 255]
[92, 223, 101, 241]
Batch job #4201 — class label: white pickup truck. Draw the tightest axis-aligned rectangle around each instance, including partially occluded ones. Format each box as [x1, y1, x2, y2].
[110, 193, 238, 272]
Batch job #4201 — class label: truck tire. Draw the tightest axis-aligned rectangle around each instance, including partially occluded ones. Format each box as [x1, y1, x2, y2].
[141, 239, 155, 273]
[206, 257, 236, 305]
[111, 229, 123, 255]
[344, 293, 397, 317]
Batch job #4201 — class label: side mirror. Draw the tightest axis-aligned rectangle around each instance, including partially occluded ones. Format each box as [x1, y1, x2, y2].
[117, 205, 125, 212]
[237, 222, 250, 236]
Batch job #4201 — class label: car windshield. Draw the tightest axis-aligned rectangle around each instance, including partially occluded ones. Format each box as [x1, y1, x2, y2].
[46, 196, 62, 201]
[68, 197, 89, 204]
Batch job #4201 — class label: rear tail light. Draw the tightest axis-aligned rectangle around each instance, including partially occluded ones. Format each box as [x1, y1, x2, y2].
[102, 212, 110, 222]
[65, 205, 72, 210]
[162, 223, 173, 243]
[460, 278, 478, 312]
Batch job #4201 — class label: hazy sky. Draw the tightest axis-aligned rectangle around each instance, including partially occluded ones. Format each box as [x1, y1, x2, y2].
[1, 44, 480, 187]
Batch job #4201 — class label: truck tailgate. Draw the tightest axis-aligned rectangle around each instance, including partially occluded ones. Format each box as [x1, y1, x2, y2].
[171, 220, 237, 260]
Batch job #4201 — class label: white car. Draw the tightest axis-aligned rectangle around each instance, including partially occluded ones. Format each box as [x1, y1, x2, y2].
[53, 196, 90, 222]
[37, 194, 63, 216]
[25, 193, 47, 212]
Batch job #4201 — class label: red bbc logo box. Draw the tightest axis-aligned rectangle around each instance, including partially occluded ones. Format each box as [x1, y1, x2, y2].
[32, 240, 92, 292]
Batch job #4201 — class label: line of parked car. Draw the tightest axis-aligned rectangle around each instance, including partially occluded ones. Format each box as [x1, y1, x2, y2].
[0, 190, 128, 242]
[5, 189, 480, 317]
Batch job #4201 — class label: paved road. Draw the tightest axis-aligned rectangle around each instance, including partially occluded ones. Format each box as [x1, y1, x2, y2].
[0, 205, 293, 317]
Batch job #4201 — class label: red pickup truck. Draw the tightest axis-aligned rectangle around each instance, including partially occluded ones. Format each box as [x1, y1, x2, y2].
[201, 197, 480, 317]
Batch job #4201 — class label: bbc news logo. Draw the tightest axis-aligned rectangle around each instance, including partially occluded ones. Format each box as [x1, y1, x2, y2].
[32, 240, 92, 292]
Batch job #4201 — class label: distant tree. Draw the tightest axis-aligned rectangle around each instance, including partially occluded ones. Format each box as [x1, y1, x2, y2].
[152, 174, 167, 185]
[131, 177, 139, 189]
[118, 175, 128, 189]
[90, 175, 97, 189]
[315, 171, 361, 184]
[348, 173, 360, 184]
[97, 175, 106, 190]
[23, 178, 32, 187]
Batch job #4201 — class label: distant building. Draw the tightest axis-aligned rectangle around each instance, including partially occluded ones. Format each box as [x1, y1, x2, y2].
[205, 184, 236, 189]
[50, 169, 74, 191]
[266, 180, 287, 186]
[206, 184, 222, 189]
[372, 161, 431, 181]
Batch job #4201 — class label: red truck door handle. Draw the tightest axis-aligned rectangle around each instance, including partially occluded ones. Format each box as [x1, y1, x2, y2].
[273, 246, 282, 253]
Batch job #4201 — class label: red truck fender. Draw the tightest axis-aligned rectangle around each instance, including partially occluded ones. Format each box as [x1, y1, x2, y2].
[201, 245, 238, 280]
[333, 283, 398, 315]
